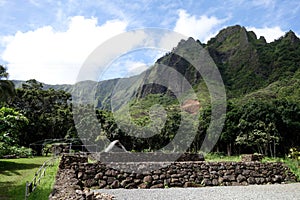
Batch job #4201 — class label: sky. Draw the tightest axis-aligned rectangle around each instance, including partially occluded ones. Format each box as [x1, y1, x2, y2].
[0, 0, 299, 84]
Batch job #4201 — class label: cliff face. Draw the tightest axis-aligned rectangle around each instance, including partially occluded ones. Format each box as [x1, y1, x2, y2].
[137, 25, 300, 98]
[207, 25, 263, 96]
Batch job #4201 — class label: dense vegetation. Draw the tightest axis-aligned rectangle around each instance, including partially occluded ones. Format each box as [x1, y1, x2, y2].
[1, 74, 77, 156]
[1, 25, 300, 159]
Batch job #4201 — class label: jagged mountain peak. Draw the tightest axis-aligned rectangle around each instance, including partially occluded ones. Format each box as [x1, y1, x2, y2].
[258, 36, 267, 43]
[281, 30, 300, 44]
[209, 25, 247, 44]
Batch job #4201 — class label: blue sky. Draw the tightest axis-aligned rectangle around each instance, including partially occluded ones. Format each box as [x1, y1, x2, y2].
[0, 0, 299, 84]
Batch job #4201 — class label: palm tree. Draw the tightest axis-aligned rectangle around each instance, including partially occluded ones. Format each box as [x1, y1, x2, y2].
[0, 65, 15, 103]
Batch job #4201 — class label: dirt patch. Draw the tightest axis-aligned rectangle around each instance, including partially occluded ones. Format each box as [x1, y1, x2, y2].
[181, 99, 200, 114]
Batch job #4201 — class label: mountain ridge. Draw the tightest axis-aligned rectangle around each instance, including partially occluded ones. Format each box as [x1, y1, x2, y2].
[12, 25, 300, 109]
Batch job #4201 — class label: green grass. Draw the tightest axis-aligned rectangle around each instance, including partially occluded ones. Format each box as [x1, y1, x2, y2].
[0, 156, 59, 200]
[283, 158, 300, 181]
[204, 153, 241, 162]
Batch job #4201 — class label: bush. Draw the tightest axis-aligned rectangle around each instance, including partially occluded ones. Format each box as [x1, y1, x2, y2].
[288, 147, 300, 161]
[0, 143, 32, 158]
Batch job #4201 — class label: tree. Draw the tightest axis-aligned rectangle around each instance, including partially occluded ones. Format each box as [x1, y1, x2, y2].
[8, 79, 76, 155]
[0, 107, 29, 156]
[0, 65, 15, 104]
[219, 101, 240, 156]
[235, 100, 280, 156]
[274, 99, 300, 154]
[236, 120, 279, 156]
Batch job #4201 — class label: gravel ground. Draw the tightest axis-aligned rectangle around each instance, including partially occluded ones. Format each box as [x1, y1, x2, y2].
[95, 183, 300, 200]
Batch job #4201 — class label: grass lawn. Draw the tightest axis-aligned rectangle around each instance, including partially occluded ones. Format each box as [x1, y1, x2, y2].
[0, 156, 59, 200]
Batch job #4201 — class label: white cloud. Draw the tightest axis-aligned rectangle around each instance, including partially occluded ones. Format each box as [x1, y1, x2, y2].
[98, 59, 149, 81]
[174, 9, 225, 42]
[100, 54, 153, 81]
[1, 16, 127, 84]
[252, 0, 275, 8]
[126, 61, 148, 76]
[247, 26, 285, 42]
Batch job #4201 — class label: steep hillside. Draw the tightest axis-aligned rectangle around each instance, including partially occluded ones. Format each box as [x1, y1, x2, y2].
[130, 25, 300, 104]
[207, 25, 300, 97]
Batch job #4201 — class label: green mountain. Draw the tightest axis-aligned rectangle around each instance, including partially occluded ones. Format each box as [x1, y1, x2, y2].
[13, 25, 299, 109]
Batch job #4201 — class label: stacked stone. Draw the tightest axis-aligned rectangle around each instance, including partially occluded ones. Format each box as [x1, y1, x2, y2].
[69, 160, 298, 189]
[59, 153, 88, 169]
[53, 154, 298, 193]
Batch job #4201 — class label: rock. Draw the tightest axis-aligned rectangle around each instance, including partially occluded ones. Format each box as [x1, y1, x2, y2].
[171, 174, 181, 178]
[241, 181, 248, 186]
[219, 165, 226, 170]
[160, 174, 166, 179]
[212, 179, 219, 186]
[75, 189, 84, 195]
[153, 170, 162, 175]
[171, 178, 179, 183]
[143, 175, 153, 183]
[223, 175, 235, 181]
[136, 173, 143, 179]
[150, 183, 164, 189]
[107, 177, 115, 185]
[86, 191, 94, 200]
[247, 177, 256, 184]
[255, 177, 265, 184]
[98, 180, 107, 188]
[94, 173, 103, 180]
[84, 179, 97, 187]
[138, 182, 148, 189]
[152, 175, 159, 180]
[218, 177, 224, 184]
[272, 175, 283, 183]
[94, 192, 114, 200]
[105, 170, 112, 176]
[125, 183, 137, 189]
[77, 172, 84, 179]
[201, 179, 212, 186]
[111, 180, 120, 189]
[237, 174, 246, 183]
[134, 179, 142, 184]
[111, 170, 117, 177]
[231, 182, 241, 186]
[183, 182, 195, 187]
[242, 170, 250, 176]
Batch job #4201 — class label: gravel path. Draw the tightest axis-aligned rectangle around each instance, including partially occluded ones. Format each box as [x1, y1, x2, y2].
[96, 183, 300, 200]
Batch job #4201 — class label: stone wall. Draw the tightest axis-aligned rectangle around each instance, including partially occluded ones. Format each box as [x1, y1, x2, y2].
[57, 154, 298, 190]
[50, 154, 113, 200]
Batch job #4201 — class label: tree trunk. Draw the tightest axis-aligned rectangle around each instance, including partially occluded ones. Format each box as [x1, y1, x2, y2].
[269, 143, 273, 158]
[273, 140, 276, 158]
[227, 143, 232, 156]
[264, 144, 268, 156]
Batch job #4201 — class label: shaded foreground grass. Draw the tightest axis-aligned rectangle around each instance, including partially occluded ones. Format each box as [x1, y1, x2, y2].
[0, 156, 59, 200]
